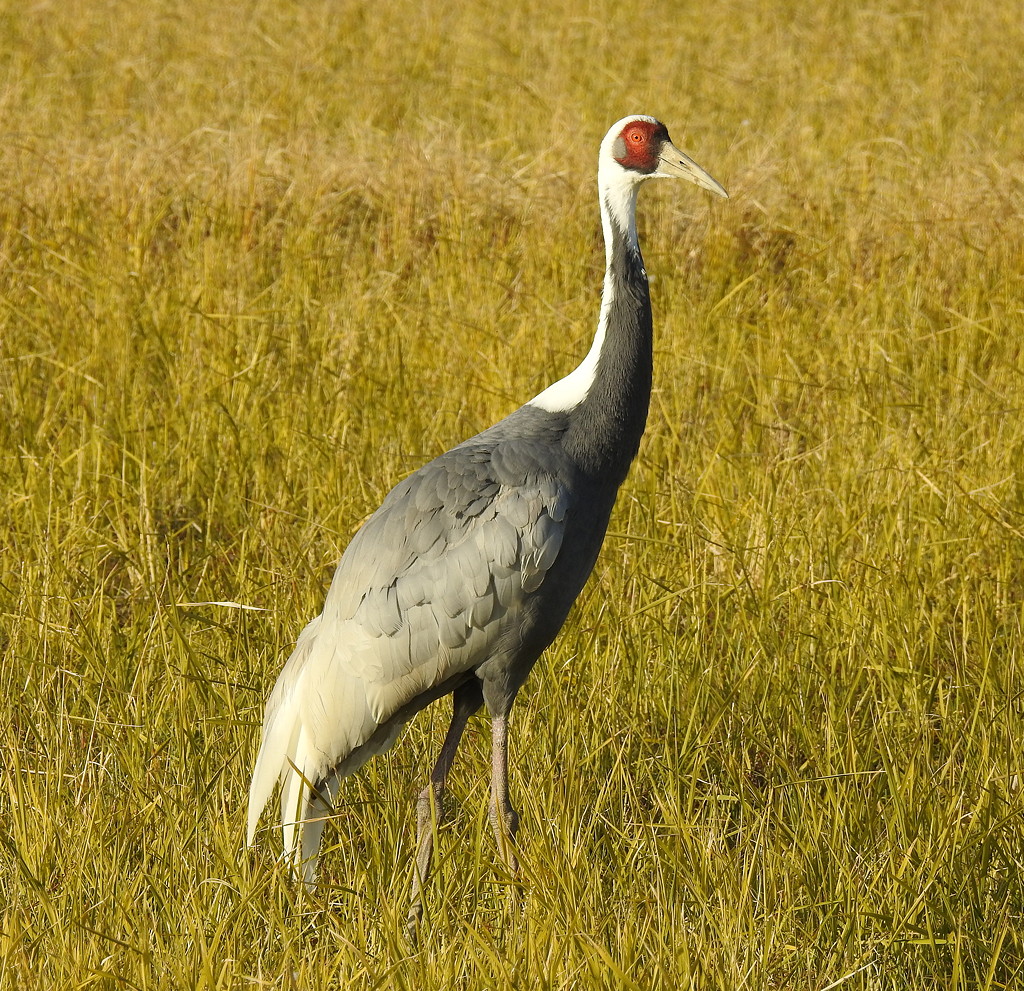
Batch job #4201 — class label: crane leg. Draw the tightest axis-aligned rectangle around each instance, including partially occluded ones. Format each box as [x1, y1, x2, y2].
[488, 709, 520, 874]
[407, 680, 482, 930]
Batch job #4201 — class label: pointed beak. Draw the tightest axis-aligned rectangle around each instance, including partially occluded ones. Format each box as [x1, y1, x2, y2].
[655, 141, 729, 198]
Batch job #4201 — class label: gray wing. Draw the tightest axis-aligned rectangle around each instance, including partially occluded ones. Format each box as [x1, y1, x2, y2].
[246, 425, 577, 860]
[321, 434, 573, 719]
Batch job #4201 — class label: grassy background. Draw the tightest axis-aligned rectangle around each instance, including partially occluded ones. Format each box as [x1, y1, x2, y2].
[2, 0, 1024, 987]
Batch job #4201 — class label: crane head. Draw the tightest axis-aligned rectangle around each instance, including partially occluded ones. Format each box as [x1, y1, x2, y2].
[601, 115, 728, 198]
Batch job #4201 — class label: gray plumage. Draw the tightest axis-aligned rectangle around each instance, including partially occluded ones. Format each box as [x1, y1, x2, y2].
[246, 115, 727, 923]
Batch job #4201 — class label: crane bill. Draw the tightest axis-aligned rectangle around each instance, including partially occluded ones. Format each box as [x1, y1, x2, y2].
[655, 141, 729, 198]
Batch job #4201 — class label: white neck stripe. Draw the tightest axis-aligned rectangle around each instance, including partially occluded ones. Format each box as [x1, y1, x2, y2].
[527, 275, 613, 413]
[527, 176, 640, 414]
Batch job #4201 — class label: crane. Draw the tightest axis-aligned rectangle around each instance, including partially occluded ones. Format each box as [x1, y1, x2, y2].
[246, 115, 727, 924]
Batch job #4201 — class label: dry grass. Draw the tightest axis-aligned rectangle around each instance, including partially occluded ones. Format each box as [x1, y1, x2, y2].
[2, 0, 1024, 987]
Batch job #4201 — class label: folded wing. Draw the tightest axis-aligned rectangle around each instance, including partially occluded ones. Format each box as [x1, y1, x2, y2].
[246, 433, 573, 880]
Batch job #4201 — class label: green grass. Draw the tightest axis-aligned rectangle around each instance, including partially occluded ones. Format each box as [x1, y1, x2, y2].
[2, 0, 1024, 986]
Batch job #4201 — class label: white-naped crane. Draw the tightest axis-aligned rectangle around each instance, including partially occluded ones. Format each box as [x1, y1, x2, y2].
[247, 115, 727, 924]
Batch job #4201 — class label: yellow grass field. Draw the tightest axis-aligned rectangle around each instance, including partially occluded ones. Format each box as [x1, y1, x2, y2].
[2, 0, 1023, 987]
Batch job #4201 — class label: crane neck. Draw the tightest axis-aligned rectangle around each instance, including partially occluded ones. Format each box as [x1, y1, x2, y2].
[528, 173, 653, 483]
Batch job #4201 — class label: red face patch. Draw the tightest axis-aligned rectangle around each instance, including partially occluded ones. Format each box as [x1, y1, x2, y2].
[613, 119, 669, 173]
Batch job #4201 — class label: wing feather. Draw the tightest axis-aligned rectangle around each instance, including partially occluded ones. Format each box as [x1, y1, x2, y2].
[247, 426, 576, 881]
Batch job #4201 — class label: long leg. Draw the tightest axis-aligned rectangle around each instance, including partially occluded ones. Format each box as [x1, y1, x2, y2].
[408, 680, 483, 927]
[488, 709, 520, 873]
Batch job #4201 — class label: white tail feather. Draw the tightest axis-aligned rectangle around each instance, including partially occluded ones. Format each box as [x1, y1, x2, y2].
[246, 618, 324, 848]
[246, 613, 392, 884]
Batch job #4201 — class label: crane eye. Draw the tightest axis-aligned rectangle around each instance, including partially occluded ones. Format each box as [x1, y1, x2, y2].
[629, 130, 644, 143]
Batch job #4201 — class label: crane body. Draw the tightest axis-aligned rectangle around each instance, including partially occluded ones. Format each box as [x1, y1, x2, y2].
[246, 115, 727, 920]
